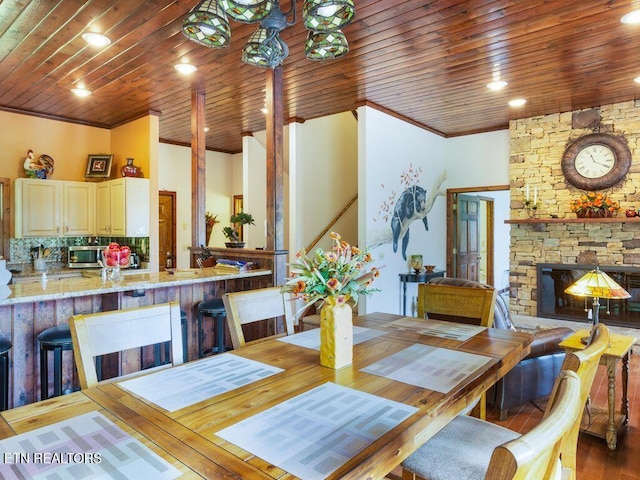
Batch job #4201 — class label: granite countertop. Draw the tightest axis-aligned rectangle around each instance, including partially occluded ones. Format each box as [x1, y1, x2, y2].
[0, 267, 272, 306]
[8, 262, 150, 279]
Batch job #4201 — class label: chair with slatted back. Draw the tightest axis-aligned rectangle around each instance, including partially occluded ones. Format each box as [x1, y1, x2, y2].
[68, 302, 184, 389]
[417, 282, 497, 327]
[416, 281, 497, 418]
[222, 287, 295, 349]
[401, 323, 609, 480]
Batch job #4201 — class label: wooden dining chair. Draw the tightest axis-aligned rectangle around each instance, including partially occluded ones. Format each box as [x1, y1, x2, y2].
[417, 283, 497, 327]
[69, 302, 184, 389]
[401, 323, 610, 480]
[222, 287, 295, 349]
[416, 281, 497, 418]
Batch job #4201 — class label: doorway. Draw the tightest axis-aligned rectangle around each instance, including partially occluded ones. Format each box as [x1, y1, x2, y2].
[159, 191, 176, 271]
[446, 186, 510, 289]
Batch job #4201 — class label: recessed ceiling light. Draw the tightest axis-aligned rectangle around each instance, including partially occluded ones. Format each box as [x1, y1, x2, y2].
[487, 80, 508, 91]
[261, 107, 268, 114]
[204, 127, 210, 132]
[508, 98, 526, 107]
[621, 9, 640, 24]
[175, 63, 197, 74]
[71, 87, 91, 97]
[82, 32, 111, 47]
[634, 76, 640, 84]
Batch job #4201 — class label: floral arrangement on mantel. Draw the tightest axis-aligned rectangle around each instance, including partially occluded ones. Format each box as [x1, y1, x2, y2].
[281, 232, 380, 312]
[570, 191, 620, 218]
[205, 212, 220, 228]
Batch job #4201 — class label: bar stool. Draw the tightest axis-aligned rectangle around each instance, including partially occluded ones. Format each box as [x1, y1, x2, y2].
[0, 335, 11, 410]
[197, 299, 227, 357]
[38, 325, 74, 399]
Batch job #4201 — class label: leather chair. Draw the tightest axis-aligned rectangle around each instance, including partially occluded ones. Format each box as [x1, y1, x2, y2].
[426, 277, 573, 420]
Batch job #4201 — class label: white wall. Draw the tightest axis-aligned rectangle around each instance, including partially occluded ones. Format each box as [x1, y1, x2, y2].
[158, 143, 235, 268]
[359, 106, 448, 315]
[444, 130, 510, 187]
[289, 112, 358, 256]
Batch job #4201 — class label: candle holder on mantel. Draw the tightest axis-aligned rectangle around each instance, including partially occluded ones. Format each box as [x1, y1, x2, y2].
[523, 199, 539, 218]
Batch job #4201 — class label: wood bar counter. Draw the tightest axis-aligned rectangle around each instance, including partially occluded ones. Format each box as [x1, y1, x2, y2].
[0, 267, 272, 408]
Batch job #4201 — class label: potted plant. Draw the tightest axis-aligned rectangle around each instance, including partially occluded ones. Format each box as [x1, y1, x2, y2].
[223, 212, 255, 248]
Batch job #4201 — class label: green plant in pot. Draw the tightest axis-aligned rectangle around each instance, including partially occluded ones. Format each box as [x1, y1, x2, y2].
[223, 212, 255, 248]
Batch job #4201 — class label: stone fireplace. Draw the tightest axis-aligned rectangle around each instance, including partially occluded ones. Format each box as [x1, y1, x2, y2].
[508, 101, 640, 320]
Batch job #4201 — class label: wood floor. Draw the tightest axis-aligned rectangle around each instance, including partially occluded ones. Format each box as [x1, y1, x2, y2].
[387, 351, 640, 480]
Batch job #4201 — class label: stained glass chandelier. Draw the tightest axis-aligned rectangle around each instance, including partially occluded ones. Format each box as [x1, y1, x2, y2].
[182, 0, 355, 67]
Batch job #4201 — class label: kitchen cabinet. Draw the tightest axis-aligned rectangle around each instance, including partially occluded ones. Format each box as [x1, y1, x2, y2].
[14, 179, 95, 238]
[96, 177, 149, 237]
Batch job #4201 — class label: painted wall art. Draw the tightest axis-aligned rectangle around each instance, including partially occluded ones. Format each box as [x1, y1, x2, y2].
[372, 164, 446, 259]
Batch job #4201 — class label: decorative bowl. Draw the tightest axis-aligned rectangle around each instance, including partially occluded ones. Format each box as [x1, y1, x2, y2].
[424, 265, 436, 273]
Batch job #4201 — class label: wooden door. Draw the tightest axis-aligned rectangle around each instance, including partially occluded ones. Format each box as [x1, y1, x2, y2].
[455, 194, 480, 281]
[159, 192, 176, 271]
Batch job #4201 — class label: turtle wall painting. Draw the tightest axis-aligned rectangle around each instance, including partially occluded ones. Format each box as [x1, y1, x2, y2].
[371, 165, 446, 260]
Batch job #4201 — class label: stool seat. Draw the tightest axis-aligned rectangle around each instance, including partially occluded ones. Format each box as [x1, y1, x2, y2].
[197, 299, 227, 357]
[198, 299, 225, 313]
[37, 325, 73, 346]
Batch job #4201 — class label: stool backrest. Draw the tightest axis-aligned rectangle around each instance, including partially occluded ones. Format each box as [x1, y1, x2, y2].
[222, 287, 295, 349]
[69, 302, 184, 389]
[485, 370, 582, 480]
[417, 283, 497, 327]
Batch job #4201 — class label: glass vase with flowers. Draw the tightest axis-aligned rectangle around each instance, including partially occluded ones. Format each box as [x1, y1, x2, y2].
[281, 232, 380, 368]
[570, 191, 620, 218]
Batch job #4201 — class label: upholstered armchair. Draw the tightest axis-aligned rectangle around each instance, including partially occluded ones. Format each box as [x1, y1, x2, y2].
[426, 277, 573, 420]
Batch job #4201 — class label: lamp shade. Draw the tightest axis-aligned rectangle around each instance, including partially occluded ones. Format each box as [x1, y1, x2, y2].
[242, 27, 289, 67]
[182, 0, 231, 48]
[564, 268, 631, 299]
[220, 0, 274, 23]
[303, 0, 355, 32]
[305, 30, 348, 60]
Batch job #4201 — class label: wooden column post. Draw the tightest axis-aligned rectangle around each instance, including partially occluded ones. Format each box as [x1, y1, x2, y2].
[191, 89, 206, 253]
[265, 66, 287, 285]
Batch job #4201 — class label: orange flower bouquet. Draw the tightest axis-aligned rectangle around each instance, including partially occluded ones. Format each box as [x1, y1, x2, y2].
[281, 232, 380, 312]
[570, 192, 619, 218]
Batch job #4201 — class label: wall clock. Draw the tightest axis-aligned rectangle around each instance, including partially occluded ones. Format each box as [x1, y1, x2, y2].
[561, 133, 631, 190]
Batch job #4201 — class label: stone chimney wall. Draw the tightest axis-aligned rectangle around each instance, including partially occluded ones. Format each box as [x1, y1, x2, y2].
[509, 101, 640, 316]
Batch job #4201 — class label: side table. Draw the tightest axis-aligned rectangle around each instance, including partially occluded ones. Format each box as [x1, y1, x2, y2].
[398, 270, 445, 315]
[559, 328, 636, 450]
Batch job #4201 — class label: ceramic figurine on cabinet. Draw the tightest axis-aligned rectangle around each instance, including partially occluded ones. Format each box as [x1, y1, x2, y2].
[23, 149, 54, 179]
[121, 158, 140, 177]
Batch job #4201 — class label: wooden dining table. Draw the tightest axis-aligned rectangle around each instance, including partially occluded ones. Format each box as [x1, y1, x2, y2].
[0, 312, 532, 480]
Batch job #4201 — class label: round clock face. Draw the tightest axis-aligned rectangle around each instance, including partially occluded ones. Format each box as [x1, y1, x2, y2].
[574, 144, 615, 179]
[561, 133, 632, 190]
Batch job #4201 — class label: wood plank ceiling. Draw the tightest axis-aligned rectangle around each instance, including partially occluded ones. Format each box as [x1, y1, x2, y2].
[2, 1, 640, 154]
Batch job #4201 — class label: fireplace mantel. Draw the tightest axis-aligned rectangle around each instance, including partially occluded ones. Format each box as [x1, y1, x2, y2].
[505, 217, 640, 224]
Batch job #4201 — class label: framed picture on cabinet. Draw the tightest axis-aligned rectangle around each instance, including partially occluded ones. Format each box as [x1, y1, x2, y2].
[84, 154, 113, 178]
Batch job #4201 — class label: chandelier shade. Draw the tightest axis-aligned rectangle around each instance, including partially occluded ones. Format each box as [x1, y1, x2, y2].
[219, 0, 275, 23]
[303, 0, 355, 32]
[183, 0, 354, 67]
[182, 0, 231, 48]
[242, 27, 289, 67]
[305, 30, 348, 60]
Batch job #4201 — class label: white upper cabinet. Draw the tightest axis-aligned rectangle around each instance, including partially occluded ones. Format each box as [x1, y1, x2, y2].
[96, 178, 149, 237]
[14, 179, 95, 238]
